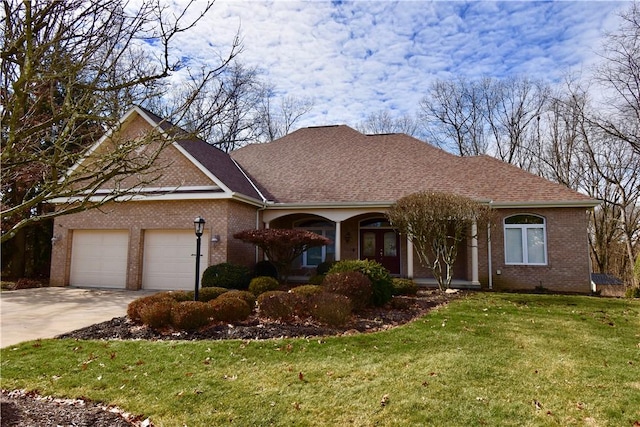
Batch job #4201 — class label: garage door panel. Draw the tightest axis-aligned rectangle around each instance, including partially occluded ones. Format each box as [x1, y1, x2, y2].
[142, 230, 209, 291]
[70, 230, 128, 288]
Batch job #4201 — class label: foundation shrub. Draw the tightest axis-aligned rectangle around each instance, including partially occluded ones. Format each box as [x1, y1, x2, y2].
[316, 261, 335, 276]
[162, 290, 192, 302]
[196, 287, 229, 302]
[310, 293, 352, 326]
[139, 299, 174, 329]
[170, 301, 213, 331]
[290, 285, 324, 315]
[209, 297, 251, 322]
[307, 274, 325, 285]
[254, 260, 278, 279]
[328, 260, 394, 307]
[392, 278, 418, 296]
[127, 293, 175, 324]
[217, 290, 256, 307]
[201, 263, 251, 290]
[257, 291, 298, 320]
[249, 276, 280, 296]
[323, 271, 373, 311]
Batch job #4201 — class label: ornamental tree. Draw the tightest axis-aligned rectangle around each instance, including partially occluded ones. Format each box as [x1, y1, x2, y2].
[233, 229, 331, 283]
[387, 192, 492, 291]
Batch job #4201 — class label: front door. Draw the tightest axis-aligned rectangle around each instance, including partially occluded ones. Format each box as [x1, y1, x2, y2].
[360, 229, 400, 274]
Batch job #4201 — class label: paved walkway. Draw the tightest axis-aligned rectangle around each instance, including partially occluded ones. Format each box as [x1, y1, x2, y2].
[0, 287, 155, 348]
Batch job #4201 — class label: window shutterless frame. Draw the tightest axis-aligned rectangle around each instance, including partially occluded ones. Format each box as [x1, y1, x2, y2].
[503, 214, 547, 265]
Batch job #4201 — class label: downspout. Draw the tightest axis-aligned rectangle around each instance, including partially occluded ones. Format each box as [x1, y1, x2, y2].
[487, 200, 493, 290]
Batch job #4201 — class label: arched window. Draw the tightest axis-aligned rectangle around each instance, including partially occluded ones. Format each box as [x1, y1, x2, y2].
[294, 219, 335, 267]
[504, 214, 547, 265]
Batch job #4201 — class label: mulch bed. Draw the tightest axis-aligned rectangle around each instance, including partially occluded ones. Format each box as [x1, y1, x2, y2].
[1, 289, 459, 426]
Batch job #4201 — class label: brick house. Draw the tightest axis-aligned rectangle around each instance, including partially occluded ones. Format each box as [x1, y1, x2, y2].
[50, 106, 599, 292]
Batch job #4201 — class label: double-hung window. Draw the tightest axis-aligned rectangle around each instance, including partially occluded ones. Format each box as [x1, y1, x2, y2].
[504, 215, 547, 265]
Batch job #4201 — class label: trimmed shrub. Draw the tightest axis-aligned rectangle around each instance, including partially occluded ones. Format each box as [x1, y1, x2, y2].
[209, 297, 252, 322]
[257, 291, 299, 320]
[310, 293, 352, 326]
[217, 290, 256, 308]
[127, 293, 175, 324]
[323, 271, 373, 311]
[254, 260, 278, 279]
[307, 274, 325, 286]
[170, 301, 213, 331]
[249, 276, 280, 296]
[201, 263, 251, 290]
[316, 261, 335, 276]
[289, 285, 324, 316]
[290, 284, 324, 297]
[139, 299, 174, 329]
[328, 260, 394, 307]
[392, 278, 418, 296]
[196, 286, 229, 302]
[164, 290, 193, 302]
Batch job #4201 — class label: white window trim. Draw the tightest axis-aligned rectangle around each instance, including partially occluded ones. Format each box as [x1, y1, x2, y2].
[294, 221, 335, 267]
[504, 215, 548, 266]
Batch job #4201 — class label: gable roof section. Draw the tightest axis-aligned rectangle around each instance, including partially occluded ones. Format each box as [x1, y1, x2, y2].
[230, 125, 596, 207]
[58, 106, 263, 203]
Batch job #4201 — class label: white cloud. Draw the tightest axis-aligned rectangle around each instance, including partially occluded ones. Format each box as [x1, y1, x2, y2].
[163, 0, 629, 129]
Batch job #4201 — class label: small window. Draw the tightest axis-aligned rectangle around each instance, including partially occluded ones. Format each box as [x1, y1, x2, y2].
[504, 214, 547, 265]
[294, 220, 335, 267]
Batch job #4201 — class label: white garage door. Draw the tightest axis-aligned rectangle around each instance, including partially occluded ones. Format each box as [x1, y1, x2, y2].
[70, 230, 128, 288]
[142, 230, 209, 290]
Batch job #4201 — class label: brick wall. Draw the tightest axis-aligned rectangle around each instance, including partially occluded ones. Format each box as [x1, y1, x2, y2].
[487, 207, 592, 293]
[50, 199, 259, 289]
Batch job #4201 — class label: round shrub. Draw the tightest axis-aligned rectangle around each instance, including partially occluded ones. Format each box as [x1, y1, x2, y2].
[289, 285, 324, 316]
[323, 271, 373, 312]
[196, 286, 229, 302]
[328, 260, 394, 307]
[254, 260, 278, 279]
[139, 299, 174, 329]
[163, 290, 193, 302]
[316, 261, 335, 276]
[249, 276, 280, 296]
[201, 263, 251, 290]
[170, 301, 213, 331]
[310, 293, 352, 326]
[217, 290, 256, 308]
[127, 293, 175, 324]
[257, 291, 299, 321]
[209, 297, 252, 322]
[307, 274, 325, 286]
[290, 284, 324, 297]
[392, 278, 418, 296]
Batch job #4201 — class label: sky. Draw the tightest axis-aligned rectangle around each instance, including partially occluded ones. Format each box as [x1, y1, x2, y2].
[168, 1, 630, 129]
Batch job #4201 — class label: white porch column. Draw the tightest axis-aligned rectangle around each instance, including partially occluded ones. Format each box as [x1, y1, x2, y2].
[406, 236, 414, 279]
[471, 220, 480, 286]
[334, 221, 342, 261]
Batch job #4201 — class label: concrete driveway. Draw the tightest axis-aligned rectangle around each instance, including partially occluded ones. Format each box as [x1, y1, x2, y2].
[0, 287, 155, 348]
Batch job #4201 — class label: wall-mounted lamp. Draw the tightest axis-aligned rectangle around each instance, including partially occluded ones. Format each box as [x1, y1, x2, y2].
[211, 235, 221, 244]
[51, 234, 61, 245]
[344, 232, 351, 244]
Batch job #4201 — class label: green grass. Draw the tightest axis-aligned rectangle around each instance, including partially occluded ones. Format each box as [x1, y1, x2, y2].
[2, 293, 639, 426]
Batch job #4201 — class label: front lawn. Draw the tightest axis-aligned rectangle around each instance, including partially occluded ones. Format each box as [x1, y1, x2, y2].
[1, 292, 639, 426]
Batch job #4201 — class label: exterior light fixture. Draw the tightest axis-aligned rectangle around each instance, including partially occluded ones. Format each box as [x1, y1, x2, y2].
[193, 216, 206, 301]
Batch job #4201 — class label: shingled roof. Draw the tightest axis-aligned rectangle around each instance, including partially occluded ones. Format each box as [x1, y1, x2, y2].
[137, 107, 263, 201]
[230, 125, 595, 206]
